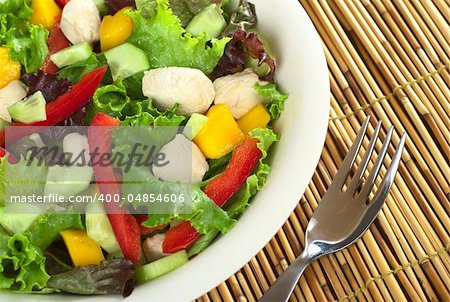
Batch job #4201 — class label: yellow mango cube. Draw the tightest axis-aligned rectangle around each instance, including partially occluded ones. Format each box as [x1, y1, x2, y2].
[194, 104, 245, 159]
[100, 7, 134, 51]
[30, 0, 61, 30]
[237, 103, 271, 133]
[0, 47, 21, 90]
[60, 229, 105, 267]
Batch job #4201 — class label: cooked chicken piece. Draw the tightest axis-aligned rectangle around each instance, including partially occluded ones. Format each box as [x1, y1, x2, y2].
[63, 132, 90, 165]
[61, 0, 101, 45]
[142, 67, 215, 115]
[143, 234, 167, 263]
[213, 68, 268, 119]
[153, 134, 209, 183]
[0, 80, 27, 122]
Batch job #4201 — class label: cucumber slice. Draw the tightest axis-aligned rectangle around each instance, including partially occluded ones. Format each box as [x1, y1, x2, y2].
[0, 205, 42, 235]
[50, 42, 93, 68]
[104, 43, 150, 81]
[183, 113, 208, 140]
[44, 165, 93, 198]
[247, 56, 270, 77]
[92, 0, 107, 14]
[8, 91, 46, 124]
[186, 4, 227, 38]
[86, 200, 121, 254]
[0, 119, 10, 130]
[136, 250, 188, 283]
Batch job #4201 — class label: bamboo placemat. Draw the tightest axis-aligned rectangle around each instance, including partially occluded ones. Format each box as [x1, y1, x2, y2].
[197, 1, 449, 301]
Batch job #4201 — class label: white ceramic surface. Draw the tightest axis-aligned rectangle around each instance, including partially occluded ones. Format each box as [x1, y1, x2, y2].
[0, 0, 329, 301]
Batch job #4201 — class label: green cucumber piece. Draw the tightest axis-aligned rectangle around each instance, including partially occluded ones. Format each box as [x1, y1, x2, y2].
[104, 43, 150, 81]
[183, 113, 208, 140]
[8, 91, 46, 123]
[186, 4, 227, 38]
[247, 56, 270, 77]
[86, 200, 121, 254]
[136, 250, 188, 283]
[44, 165, 93, 198]
[92, 0, 107, 14]
[50, 42, 93, 68]
[0, 119, 10, 130]
[0, 205, 42, 235]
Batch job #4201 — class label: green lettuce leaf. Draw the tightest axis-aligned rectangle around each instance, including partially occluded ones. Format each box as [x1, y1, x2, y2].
[87, 78, 131, 121]
[255, 83, 289, 120]
[57, 54, 103, 84]
[136, 0, 222, 26]
[87, 78, 185, 126]
[203, 153, 231, 180]
[0, 0, 32, 15]
[0, 210, 83, 292]
[127, 0, 230, 75]
[120, 100, 185, 127]
[122, 71, 146, 100]
[141, 186, 236, 234]
[25, 211, 84, 251]
[0, 226, 49, 292]
[188, 128, 278, 256]
[5, 25, 49, 73]
[0, 0, 49, 73]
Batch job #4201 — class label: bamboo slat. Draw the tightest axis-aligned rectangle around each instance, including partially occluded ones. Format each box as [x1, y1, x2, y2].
[199, 1, 450, 301]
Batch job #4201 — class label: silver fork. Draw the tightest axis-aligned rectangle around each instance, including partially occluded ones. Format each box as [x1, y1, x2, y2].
[260, 117, 407, 302]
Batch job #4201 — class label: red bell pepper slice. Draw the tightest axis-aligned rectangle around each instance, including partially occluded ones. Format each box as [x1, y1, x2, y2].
[0, 66, 107, 147]
[135, 215, 167, 236]
[88, 112, 142, 265]
[203, 137, 262, 207]
[162, 137, 262, 253]
[0, 147, 18, 163]
[41, 15, 70, 74]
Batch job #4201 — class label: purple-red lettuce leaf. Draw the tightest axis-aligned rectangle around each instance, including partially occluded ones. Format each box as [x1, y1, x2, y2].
[22, 71, 72, 102]
[211, 29, 276, 81]
[46, 258, 135, 297]
[105, 0, 136, 14]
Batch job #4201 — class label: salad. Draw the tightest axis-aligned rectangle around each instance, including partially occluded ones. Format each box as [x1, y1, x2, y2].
[0, 0, 288, 297]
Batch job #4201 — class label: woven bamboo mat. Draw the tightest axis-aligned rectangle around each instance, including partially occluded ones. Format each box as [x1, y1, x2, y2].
[197, 1, 450, 301]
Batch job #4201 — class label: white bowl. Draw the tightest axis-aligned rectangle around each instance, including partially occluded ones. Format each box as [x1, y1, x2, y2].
[1, 0, 329, 301]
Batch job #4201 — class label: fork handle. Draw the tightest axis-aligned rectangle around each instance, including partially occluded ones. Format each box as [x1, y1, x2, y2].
[259, 249, 312, 302]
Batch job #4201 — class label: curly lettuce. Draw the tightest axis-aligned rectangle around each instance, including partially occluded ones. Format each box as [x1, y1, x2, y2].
[255, 83, 288, 120]
[87, 78, 131, 121]
[57, 54, 104, 84]
[0, 229, 49, 292]
[140, 186, 236, 234]
[0, 0, 49, 72]
[136, 0, 224, 27]
[0, 212, 83, 292]
[86, 79, 185, 126]
[127, 0, 230, 75]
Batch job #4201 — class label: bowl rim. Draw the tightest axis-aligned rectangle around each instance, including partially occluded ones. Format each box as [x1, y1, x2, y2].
[0, 1, 330, 301]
